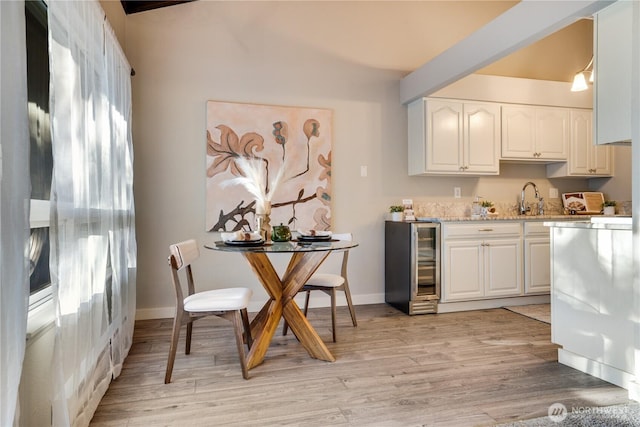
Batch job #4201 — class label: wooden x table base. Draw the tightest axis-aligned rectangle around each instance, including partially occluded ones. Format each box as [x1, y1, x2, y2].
[241, 251, 335, 369]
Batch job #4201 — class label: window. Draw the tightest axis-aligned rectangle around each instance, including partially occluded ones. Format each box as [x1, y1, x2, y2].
[26, 0, 52, 307]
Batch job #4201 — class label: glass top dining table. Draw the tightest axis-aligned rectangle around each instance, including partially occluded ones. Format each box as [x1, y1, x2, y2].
[205, 239, 357, 253]
[204, 238, 358, 372]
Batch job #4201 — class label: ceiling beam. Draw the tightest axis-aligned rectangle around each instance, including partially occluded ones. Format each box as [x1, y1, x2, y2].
[400, 0, 615, 105]
[120, 1, 193, 15]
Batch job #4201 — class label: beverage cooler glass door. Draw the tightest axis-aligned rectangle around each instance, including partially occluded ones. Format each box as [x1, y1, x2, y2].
[412, 223, 440, 300]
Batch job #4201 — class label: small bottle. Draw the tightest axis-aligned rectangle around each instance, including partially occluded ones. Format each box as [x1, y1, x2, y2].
[471, 196, 483, 218]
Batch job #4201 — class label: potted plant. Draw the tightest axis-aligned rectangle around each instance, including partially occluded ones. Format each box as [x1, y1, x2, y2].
[480, 200, 495, 217]
[480, 200, 495, 210]
[389, 205, 404, 221]
[602, 200, 616, 215]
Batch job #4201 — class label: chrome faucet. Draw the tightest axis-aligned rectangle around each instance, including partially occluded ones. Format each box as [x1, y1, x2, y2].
[519, 181, 542, 215]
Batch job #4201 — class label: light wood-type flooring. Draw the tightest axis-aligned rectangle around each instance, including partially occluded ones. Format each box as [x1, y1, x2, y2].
[90, 304, 630, 426]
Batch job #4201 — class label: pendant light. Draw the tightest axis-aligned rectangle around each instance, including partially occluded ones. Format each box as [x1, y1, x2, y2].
[571, 56, 594, 92]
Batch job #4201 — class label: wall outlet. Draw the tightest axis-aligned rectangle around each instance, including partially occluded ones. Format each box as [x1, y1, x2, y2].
[549, 188, 559, 199]
[454, 187, 461, 198]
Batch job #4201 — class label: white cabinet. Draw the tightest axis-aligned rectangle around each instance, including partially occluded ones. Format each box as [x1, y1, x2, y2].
[501, 105, 569, 161]
[546, 110, 612, 178]
[408, 98, 500, 175]
[441, 223, 522, 302]
[443, 240, 483, 300]
[594, 0, 632, 145]
[523, 222, 550, 294]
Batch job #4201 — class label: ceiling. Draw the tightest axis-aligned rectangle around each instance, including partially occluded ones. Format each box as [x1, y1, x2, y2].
[120, 0, 193, 15]
[116, 1, 593, 84]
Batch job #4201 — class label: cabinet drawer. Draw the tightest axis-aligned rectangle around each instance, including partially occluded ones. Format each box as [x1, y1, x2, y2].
[524, 221, 550, 236]
[443, 222, 522, 239]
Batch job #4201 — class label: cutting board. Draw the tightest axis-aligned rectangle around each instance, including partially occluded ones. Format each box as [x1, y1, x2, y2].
[562, 192, 604, 214]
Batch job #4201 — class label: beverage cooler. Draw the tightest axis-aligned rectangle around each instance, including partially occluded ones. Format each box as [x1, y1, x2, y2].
[385, 221, 440, 315]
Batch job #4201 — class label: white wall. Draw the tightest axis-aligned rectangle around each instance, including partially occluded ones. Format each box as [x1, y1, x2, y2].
[122, 1, 631, 318]
[589, 145, 633, 200]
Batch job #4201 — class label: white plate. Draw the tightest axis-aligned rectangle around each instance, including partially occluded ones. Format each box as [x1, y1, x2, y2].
[298, 235, 332, 241]
[223, 239, 265, 247]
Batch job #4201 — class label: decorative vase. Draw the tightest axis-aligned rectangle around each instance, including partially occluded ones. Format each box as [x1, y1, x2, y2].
[603, 206, 615, 216]
[255, 201, 272, 241]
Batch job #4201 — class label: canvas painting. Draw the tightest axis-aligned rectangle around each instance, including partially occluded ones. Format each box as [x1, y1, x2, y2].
[206, 101, 333, 232]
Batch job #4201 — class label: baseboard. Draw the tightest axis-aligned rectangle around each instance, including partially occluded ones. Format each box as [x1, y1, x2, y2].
[437, 295, 550, 313]
[135, 292, 386, 320]
[558, 348, 634, 390]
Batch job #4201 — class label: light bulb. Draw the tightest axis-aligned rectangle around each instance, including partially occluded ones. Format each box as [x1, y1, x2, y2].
[571, 72, 588, 92]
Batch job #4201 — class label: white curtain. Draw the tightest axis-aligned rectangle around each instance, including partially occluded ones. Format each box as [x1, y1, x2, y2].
[0, 1, 31, 426]
[48, 1, 136, 426]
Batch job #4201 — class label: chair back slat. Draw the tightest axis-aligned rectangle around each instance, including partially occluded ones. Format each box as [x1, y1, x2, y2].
[168, 239, 202, 308]
[332, 233, 352, 274]
[169, 239, 200, 270]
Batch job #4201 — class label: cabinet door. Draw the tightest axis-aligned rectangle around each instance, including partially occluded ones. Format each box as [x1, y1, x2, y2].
[592, 144, 612, 175]
[463, 103, 500, 173]
[524, 237, 550, 294]
[571, 110, 612, 176]
[442, 240, 483, 301]
[547, 109, 612, 178]
[426, 100, 463, 173]
[535, 107, 568, 160]
[569, 110, 591, 175]
[484, 238, 522, 297]
[501, 105, 536, 158]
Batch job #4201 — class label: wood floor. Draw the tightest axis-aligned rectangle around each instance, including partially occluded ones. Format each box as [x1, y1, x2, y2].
[90, 304, 630, 426]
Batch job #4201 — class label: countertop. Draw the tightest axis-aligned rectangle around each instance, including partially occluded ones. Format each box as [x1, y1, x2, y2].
[544, 216, 632, 231]
[413, 214, 589, 222]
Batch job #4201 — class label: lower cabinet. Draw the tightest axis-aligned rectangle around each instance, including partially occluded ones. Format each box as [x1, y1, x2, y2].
[441, 222, 522, 302]
[523, 222, 550, 294]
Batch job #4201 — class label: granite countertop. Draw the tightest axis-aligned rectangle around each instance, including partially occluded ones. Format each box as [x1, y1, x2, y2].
[414, 214, 587, 222]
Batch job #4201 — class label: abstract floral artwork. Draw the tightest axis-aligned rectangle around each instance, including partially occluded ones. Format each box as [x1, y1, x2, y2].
[205, 101, 332, 232]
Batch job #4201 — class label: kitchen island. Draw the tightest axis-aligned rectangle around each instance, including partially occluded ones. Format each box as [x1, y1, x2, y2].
[545, 217, 633, 389]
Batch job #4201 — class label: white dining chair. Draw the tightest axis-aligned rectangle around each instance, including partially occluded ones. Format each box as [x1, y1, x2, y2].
[284, 232, 357, 342]
[165, 239, 253, 382]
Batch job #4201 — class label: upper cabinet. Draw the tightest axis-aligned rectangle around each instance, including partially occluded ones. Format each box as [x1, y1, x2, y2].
[547, 110, 612, 178]
[501, 105, 569, 161]
[408, 98, 500, 176]
[594, 0, 632, 145]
